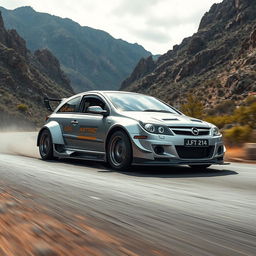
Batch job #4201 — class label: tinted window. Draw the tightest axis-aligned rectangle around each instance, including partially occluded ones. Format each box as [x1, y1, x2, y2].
[106, 93, 179, 114]
[58, 97, 81, 113]
[81, 97, 106, 113]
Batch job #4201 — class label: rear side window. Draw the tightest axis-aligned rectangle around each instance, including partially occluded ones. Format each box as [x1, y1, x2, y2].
[57, 97, 81, 113]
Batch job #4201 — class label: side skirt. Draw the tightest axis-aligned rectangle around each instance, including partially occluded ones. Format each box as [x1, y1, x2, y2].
[53, 144, 106, 162]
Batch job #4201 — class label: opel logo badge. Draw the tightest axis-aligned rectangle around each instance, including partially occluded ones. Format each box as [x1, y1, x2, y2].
[192, 127, 199, 136]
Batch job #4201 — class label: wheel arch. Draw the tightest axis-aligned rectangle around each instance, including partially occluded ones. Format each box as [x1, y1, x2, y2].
[37, 121, 64, 146]
[105, 125, 133, 154]
[37, 127, 50, 146]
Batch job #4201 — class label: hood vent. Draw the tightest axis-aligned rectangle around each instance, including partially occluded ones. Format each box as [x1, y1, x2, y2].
[190, 119, 202, 123]
[162, 118, 179, 121]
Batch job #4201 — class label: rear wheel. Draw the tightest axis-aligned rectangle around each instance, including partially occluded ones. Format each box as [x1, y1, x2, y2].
[107, 130, 132, 170]
[39, 129, 54, 160]
[189, 164, 211, 170]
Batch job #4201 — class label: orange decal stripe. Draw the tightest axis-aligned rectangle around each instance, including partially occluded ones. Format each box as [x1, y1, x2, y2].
[79, 127, 97, 134]
[77, 136, 97, 141]
[64, 126, 73, 132]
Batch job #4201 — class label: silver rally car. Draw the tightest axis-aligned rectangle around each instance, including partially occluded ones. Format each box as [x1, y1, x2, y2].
[37, 91, 226, 170]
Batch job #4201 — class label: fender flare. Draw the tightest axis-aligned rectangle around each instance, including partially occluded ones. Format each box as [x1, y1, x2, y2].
[37, 121, 64, 146]
[105, 123, 151, 153]
[105, 125, 131, 146]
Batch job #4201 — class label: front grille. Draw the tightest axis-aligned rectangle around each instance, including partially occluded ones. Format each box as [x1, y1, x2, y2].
[169, 127, 210, 136]
[175, 146, 214, 159]
[173, 130, 209, 136]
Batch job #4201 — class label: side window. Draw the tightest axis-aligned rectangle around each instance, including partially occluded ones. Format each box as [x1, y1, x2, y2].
[81, 97, 106, 113]
[58, 97, 81, 113]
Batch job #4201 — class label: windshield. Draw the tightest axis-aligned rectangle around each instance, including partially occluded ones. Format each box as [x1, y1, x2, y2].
[106, 92, 180, 114]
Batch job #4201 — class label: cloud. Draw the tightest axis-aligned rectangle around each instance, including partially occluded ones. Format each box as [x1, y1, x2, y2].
[0, 0, 222, 54]
[125, 26, 171, 43]
[112, 0, 161, 16]
[110, 0, 222, 53]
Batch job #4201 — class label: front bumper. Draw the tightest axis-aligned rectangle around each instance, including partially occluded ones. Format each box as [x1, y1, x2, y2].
[130, 133, 226, 166]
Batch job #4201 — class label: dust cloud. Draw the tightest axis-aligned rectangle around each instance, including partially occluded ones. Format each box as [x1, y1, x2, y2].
[0, 131, 39, 158]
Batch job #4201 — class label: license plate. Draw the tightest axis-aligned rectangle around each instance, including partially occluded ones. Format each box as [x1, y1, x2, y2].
[184, 139, 209, 147]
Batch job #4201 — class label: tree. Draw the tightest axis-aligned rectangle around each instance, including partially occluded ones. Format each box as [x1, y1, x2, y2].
[180, 94, 204, 119]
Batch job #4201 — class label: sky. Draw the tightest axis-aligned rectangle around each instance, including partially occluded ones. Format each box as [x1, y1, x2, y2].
[0, 0, 222, 54]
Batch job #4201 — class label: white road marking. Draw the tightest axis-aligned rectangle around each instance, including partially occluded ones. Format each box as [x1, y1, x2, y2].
[89, 196, 101, 200]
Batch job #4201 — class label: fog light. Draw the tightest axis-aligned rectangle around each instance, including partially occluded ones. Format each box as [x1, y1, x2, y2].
[154, 146, 164, 155]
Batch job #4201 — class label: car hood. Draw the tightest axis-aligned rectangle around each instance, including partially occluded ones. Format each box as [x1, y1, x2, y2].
[121, 111, 212, 127]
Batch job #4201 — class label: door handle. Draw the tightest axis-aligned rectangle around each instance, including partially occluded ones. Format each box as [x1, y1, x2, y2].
[71, 120, 78, 125]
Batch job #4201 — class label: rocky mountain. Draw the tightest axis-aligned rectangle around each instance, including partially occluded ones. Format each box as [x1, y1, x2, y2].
[121, 0, 256, 113]
[0, 12, 73, 129]
[0, 6, 151, 93]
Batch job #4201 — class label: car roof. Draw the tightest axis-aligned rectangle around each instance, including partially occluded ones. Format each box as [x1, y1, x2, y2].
[67, 91, 147, 100]
[79, 91, 144, 96]
[62, 91, 145, 103]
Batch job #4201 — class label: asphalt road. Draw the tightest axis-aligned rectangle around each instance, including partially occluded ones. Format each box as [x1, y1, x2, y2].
[0, 152, 255, 256]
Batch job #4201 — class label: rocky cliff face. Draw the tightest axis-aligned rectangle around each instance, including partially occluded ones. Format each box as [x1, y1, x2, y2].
[33, 49, 71, 91]
[0, 13, 73, 129]
[121, 56, 156, 89]
[121, 0, 256, 112]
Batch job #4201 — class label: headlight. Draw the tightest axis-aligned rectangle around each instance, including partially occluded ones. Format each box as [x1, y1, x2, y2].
[212, 126, 221, 136]
[144, 124, 155, 133]
[158, 126, 165, 134]
[140, 122, 173, 135]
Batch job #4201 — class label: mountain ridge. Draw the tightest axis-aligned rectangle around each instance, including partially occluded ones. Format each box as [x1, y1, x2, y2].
[0, 6, 151, 92]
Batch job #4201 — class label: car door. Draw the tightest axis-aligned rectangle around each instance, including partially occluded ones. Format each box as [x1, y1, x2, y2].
[55, 96, 82, 148]
[71, 95, 110, 152]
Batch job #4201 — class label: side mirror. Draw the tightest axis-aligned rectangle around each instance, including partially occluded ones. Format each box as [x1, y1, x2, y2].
[87, 106, 108, 116]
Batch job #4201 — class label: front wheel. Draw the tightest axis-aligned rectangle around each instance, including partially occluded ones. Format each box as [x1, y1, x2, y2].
[39, 129, 54, 160]
[189, 164, 211, 170]
[107, 130, 132, 170]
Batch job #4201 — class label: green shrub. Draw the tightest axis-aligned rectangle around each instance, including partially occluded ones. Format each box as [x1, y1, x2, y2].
[205, 97, 256, 130]
[204, 115, 234, 129]
[224, 125, 252, 146]
[245, 95, 256, 105]
[17, 104, 28, 113]
[233, 102, 256, 129]
[180, 94, 204, 119]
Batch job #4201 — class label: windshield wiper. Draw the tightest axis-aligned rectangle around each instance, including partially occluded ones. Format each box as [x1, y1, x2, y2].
[143, 109, 173, 113]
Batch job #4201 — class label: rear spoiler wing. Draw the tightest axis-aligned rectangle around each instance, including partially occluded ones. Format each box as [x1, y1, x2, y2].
[44, 97, 64, 112]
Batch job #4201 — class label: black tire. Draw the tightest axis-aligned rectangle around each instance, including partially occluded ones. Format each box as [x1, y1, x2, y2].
[107, 130, 132, 170]
[39, 129, 54, 160]
[189, 164, 211, 170]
